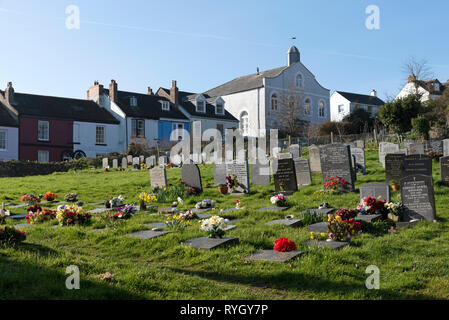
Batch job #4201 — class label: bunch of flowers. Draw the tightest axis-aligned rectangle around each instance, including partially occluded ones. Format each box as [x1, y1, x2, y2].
[235, 199, 243, 209]
[321, 176, 349, 193]
[273, 237, 297, 252]
[200, 215, 230, 238]
[56, 205, 91, 226]
[428, 151, 441, 159]
[335, 208, 358, 220]
[107, 195, 125, 208]
[166, 163, 175, 168]
[43, 192, 58, 202]
[21, 193, 41, 205]
[26, 208, 57, 224]
[270, 194, 288, 207]
[27, 204, 42, 213]
[111, 205, 136, 220]
[385, 202, 405, 221]
[139, 192, 157, 204]
[0, 226, 26, 245]
[165, 214, 190, 231]
[357, 196, 386, 215]
[179, 210, 198, 220]
[64, 193, 78, 202]
[310, 232, 328, 241]
[327, 215, 362, 242]
[195, 199, 216, 209]
[226, 174, 239, 191]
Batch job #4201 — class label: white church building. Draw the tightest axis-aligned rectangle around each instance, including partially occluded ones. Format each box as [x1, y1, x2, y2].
[200, 46, 330, 137]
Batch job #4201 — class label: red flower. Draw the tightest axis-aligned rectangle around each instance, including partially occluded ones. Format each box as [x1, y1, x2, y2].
[273, 237, 297, 252]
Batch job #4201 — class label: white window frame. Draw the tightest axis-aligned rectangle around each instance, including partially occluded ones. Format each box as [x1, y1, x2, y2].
[73, 123, 80, 143]
[215, 102, 224, 115]
[338, 104, 344, 113]
[38, 120, 49, 141]
[319, 100, 325, 117]
[161, 101, 170, 111]
[196, 99, 206, 113]
[304, 98, 312, 116]
[0, 130, 7, 151]
[96, 125, 105, 144]
[38, 150, 49, 163]
[295, 73, 303, 88]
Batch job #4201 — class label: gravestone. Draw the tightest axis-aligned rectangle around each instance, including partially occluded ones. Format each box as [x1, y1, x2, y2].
[401, 174, 436, 221]
[350, 146, 366, 172]
[293, 158, 312, 186]
[288, 144, 301, 158]
[402, 154, 432, 177]
[444, 139, 449, 157]
[273, 158, 298, 194]
[127, 155, 133, 164]
[102, 158, 109, 169]
[308, 145, 321, 173]
[225, 161, 250, 193]
[265, 219, 302, 227]
[181, 164, 203, 193]
[112, 159, 118, 169]
[256, 206, 289, 212]
[379, 142, 399, 168]
[159, 156, 168, 166]
[359, 183, 390, 202]
[150, 166, 167, 189]
[385, 153, 405, 183]
[183, 237, 239, 250]
[251, 161, 271, 186]
[424, 140, 443, 154]
[132, 157, 140, 169]
[320, 144, 355, 191]
[408, 142, 425, 155]
[139, 155, 145, 164]
[306, 240, 349, 250]
[145, 157, 152, 168]
[128, 230, 171, 239]
[149, 156, 156, 167]
[121, 158, 128, 169]
[245, 250, 306, 262]
[213, 163, 227, 185]
[439, 156, 449, 186]
[276, 153, 293, 159]
[355, 140, 365, 149]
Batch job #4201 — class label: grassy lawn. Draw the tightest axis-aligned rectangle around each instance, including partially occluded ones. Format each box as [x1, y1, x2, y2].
[1, 149, 448, 300]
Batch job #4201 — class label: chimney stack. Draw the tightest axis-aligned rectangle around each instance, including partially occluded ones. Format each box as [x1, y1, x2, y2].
[370, 89, 377, 97]
[109, 80, 118, 102]
[87, 81, 104, 101]
[147, 87, 153, 95]
[170, 80, 179, 105]
[5, 82, 14, 105]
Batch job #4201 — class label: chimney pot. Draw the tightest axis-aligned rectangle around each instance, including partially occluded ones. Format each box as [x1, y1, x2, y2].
[5, 82, 14, 104]
[109, 79, 118, 102]
[170, 80, 179, 106]
[371, 89, 377, 97]
[87, 81, 104, 101]
[147, 87, 153, 95]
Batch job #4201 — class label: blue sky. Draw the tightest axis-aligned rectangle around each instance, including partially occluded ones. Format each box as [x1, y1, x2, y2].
[0, 0, 448, 101]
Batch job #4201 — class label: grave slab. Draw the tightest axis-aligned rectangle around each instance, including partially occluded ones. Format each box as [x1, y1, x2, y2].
[158, 207, 178, 215]
[223, 225, 237, 232]
[265, 219, 302, 227]
[246, 250, 307, 262]
[307, 222, 328, 233]
[196, 214, 213, 220]
[306, 240, 349, 250]
[7, 214, 27, 220]
[183, 237, 239, 250]
[14, 223, 32, 229]
[144, 222, 167, 229]
[127, 230, 171, 239]
[355, 214, 382, 223]
[89, 208, 107, 214]
[220, 207, 245, 214]
[302, 208, 335, 216]
[256, 206, 288, 212]
[191, 208, 212, 213]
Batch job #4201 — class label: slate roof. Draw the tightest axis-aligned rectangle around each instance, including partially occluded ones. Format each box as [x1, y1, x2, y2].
[417, 79, 448, 95]
[158, 88, 238, 121]
[0, 100, 18, 127]
[105, 89, 189, 121]
[336, 91, 385, 106]
[8, 92, 120, 124]
[202, 66, 289, 98]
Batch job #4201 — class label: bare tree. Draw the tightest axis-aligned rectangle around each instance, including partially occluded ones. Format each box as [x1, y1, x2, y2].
[402, 57, 433, 95]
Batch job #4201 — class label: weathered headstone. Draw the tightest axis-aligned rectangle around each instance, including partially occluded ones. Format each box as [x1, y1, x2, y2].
[293, 158, 312, 186]
[320, 144, 355, 191]
[288, 144, 301, 158]
[443, 139, 449, 157]
[102, 158, 109, 169]
[121, 157, 128, 169]
[181, 163, 203, 193]
[385, 153, 405, 183]
[112, 159, 118, 169]
[276, 153, 293, 159]
[401, 174, 436, 221]
[439, 156, 449, 186]
[408, 142, 425, 155]
[150, 166, 167, 189]
[402, 154, 432, 178]
[273, 158, 298, 194]
[159, 156, 168, 166]
[251, 161, 271, 186]
[213, 163, 227, 185]
[145, 157, 151, 168]
[350, 146, 366, 172]
[127, 155, 133, 164]
[149, 156, 156, 167]
[379, 142, 399, 168]
[355, 140, 365, 149]
[132, 157, 140, 170]
[225, 161, 250, 193]
[424, 140, 443, 154]
[308, 145, 321, 173]
[359, 183, 390, 202]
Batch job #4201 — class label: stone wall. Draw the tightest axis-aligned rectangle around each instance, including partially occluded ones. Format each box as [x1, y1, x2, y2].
[0, 159, 88, 178]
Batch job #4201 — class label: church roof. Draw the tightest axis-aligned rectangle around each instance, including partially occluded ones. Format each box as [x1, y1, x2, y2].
[336, 91, 385, 106]
[288, 45, 299, 53]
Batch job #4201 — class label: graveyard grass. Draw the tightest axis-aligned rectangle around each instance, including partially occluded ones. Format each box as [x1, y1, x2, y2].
[1, 149, 449, 300]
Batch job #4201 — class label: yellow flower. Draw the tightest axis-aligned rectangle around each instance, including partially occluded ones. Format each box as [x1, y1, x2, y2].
[310, 232, 315, 240]
[320, 233, 326, 238]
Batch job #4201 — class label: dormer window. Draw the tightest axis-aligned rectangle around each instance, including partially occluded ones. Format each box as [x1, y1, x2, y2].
[161, 101, 170, 111]
[130, 96, 138, 107]
[197, 100, 206, 113]
[216, 102, 224, 115]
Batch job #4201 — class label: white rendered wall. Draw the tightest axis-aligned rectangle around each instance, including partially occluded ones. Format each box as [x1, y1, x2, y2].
[0, 126, 18, 161]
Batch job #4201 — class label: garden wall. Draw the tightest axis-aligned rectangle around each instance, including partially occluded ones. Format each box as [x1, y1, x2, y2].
[0, 160, 88, 178]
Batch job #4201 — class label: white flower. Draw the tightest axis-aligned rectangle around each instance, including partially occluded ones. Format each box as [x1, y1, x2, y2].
[177, 197, 184, 205]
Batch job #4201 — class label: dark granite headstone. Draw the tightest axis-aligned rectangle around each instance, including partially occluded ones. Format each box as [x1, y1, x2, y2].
[183, 237, 239, 250]
[293, 158, 312, 186]
[273, 158, 298, 194]
[359, 183, 390, 202]
[265, 219, 302, 227]
[306, 240, 349, 250]
[246, 250, 306, 262]
[288, 144, 301, 158]
[385, 153, 405, 183]
[401, 174, 436, 221]
[307, 222, 328, 233]
[226, 161, 250, 193]
[440, 156, 449, 186]
[150, 166, 167, 189]
[256, 206, 288, 212]
[127, 230, 171, 239]
[402, 154, 432, 177]
[251, 161, 271, 186]
[213, 163, 227, 185]
[181, 164, 203, 193]
[355, 214, 382, 223]
[320, 144, 355, 191]
[308, 145, 321, 173]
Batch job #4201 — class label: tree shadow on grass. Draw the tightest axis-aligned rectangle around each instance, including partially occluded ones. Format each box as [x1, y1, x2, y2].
[166, 267, 434, 300]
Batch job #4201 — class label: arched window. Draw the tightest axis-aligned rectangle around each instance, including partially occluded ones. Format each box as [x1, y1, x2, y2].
[271, 93, 278, 111]
[319, 100, 325, 117]
[240, 111, 249, 135]
[295, 74, 303, 88]
[304, 98, 311, 115]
